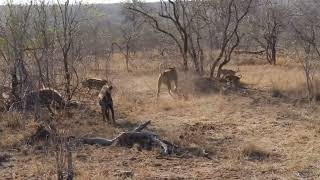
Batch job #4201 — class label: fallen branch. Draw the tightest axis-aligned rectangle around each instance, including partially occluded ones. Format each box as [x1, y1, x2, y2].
[26, 121, 211, 159]
[55, 121, 213, 159]
[133, 120, 151, 132]
[80, 121, 181, 155]
[81, 137, 113, 146]
[81, 121, 152, 146]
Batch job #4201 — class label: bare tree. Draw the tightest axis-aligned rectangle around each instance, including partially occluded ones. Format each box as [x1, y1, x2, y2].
[127, 0, 198, 72]
[82, 5, 109, 71]
[31, 1, 56, 88]
[0, 2, 33, 101]
[292, 0, 320, 100]
[202, 0, 253, 78]
[185, 1, 206, 74]
[112, 5, 144, 72]
[52, 0, 83, 101]
[127, 0, 253, 76]
[248, 0, 289, 65]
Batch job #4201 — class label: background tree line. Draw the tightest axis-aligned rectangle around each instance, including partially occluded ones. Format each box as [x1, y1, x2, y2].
[1, 0, 320, 101]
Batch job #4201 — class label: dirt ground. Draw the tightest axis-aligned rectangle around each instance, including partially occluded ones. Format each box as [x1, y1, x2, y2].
[1, 55, 320, 179]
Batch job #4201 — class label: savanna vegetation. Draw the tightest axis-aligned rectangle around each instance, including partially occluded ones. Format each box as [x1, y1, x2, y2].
[1, 0, 320, 179]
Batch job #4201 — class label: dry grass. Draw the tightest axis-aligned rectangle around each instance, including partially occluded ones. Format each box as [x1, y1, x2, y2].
[237, 59, 320, 99]
[3, 113, 24, 129]
[2, 52, 320, 179]
[241, 143, 271, 161]
[0, 113, 36, 149]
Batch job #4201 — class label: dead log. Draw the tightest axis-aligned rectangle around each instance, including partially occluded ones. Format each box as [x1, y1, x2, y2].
[133, 120, 151, 132]
[82, 132, 178, 155]
[80, 121, 212, 159]
[80, 121, 180, 155]
[81, 137, 113, 146]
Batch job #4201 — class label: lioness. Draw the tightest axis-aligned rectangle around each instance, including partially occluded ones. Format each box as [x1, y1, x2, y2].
[157, 67, 178, 99]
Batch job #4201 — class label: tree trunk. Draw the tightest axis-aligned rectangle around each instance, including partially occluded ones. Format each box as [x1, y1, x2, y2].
[210, 58, 221, 78]
[191, 53, 200, 73]
[182, 52, 188, 71]
[272, 45, 276, 65]
[10, 68, 19, 101]
[196, 35, 204, 75]
[210, 49, 225, 79]
[271, 37, 277, 65]
[182, 36, 189, 71]
[188, 39, 200, 73]
[217, 56, 229, 78]
[199, 51, 204, 75]
[63, 54, 71, 101]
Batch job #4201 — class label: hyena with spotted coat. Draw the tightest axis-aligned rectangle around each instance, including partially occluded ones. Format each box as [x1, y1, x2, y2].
[82, 78, 108, 91]
[98, 84, 115, 124]
[9, 88, 66, 114]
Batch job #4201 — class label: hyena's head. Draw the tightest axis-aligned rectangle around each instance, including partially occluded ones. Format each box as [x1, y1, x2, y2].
[105, 85, 113, 94]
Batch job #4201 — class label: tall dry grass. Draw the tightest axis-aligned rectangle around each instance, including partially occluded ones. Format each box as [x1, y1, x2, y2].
[82, 50, 320, 102]
[237, 60, 320, 99]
